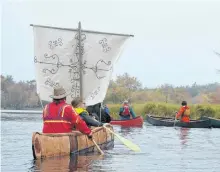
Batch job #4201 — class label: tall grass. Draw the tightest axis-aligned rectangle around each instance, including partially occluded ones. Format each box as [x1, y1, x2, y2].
[107, 102, 220, 119]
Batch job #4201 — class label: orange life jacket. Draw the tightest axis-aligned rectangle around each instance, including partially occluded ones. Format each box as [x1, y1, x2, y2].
[176, 106, 190, 123]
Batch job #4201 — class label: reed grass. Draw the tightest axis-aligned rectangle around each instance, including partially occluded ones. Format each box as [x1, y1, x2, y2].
[107, 102, 220, 119]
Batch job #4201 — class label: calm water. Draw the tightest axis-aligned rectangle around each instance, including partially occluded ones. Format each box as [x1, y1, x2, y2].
[1, 113, 220, 172]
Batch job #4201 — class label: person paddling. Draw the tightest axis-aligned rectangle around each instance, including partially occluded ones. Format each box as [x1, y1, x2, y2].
[71, 97, 103, 127]
[119, 100, 136, 120]
[175, 101, 191, 123]
[42, 86, 92, 139]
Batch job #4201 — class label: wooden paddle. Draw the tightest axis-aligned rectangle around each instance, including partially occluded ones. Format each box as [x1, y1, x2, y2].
[103, 125, 141, 152]
[92, 139, 104, 155]
[174, 116, 177, 127]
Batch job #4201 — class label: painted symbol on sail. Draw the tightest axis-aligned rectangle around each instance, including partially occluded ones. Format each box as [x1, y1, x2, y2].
[48, 38, 63, 49]
[99, 38, 111, 52]
[45, 78, 60, 87]
[72, 33, 86, 60]
[71, 81, 80, 98]
[88, 87, 101, 100]
[90, 60, 112, 79]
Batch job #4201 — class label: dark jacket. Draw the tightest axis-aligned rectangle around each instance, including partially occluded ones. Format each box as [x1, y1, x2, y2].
[75, 108, 103, 127]
[86, 103, 111, 123]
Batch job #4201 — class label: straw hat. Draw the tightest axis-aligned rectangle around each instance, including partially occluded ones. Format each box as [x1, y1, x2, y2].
[50, 86, 69, 99]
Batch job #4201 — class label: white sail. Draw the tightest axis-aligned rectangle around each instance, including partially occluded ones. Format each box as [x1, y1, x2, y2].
[33, 26, 80, 103]
[81, 32, 129, 106]
[32, 24, 132, 105]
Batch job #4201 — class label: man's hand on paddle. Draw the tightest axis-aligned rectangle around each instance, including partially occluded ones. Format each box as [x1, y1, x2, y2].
[175, 111, 179, 120]
[87, 132, 93, 139]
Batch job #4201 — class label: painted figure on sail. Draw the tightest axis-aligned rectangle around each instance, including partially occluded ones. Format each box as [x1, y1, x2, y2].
[71, 97, 103, 127]
[119, 100, 136, 120]
[42, 86, 93, 139]
[175, 101, 191, 123]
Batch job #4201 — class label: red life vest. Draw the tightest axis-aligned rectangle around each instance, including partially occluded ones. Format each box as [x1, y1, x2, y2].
[122, 105, 131, 116]
[42, 102, 73, 133]
[42, 100, 92, 134]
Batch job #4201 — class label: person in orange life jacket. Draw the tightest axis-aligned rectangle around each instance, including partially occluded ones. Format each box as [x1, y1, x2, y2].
[42, 86, 92, 139]
[71, 97, 103, 127]
[175, 101, 191, 123]
[119, 100, 136, 120]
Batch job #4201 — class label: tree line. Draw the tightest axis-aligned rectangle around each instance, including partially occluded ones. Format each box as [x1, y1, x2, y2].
[1, 74, 220, 109]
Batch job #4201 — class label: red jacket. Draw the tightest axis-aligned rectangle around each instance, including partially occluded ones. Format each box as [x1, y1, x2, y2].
[42, 100, 91, 134]
[176, 105, 190, 123]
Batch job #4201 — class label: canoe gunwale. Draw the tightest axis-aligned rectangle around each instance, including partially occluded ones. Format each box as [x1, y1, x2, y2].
[110, 116, 143, 127]
[201, 116, 220, 121]
[34, 126, 105, 137]
[149, 115, 205, 122]
[200, 116, 220, 128]
[111, 116, 142, 122]
[146, 114, 211, 128]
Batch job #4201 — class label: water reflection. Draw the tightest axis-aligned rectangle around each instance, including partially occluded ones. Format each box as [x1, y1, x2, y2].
[1, 113, 41, 122]
[179, 128, 190, 148]
[119, 127, 132, 136]
[118, 126, 143, 136]
[30, 153, 104, 172]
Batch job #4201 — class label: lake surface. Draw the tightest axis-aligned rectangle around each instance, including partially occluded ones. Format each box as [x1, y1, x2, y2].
[1, 112, 220, 172]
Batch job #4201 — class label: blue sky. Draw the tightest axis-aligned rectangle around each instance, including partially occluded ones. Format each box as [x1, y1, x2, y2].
[1, 0, 220, 88]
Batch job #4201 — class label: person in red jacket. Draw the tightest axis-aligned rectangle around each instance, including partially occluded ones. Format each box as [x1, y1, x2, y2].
[119, 100, 136, 120]
[175, 101, 190, 123]
[42, 86, 92, 139]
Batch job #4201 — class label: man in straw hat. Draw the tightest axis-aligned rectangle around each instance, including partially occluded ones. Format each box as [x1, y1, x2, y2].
[42, 86, 92, 139]
[71, 97, 103, 127]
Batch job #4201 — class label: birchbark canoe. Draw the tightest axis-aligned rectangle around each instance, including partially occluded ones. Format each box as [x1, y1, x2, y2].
[200, 116, 220, 128]
[110, 116, 143, 127]
[32, 124, 114, 159]
[146, 114, 211, 128]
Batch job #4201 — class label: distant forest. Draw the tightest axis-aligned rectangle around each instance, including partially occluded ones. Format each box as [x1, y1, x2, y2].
[1, 74, 220, 109]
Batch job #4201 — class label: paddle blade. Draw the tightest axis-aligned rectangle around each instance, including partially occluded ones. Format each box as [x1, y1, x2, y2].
[104, 126, 141, 152]
[114, 132, 141, 152]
